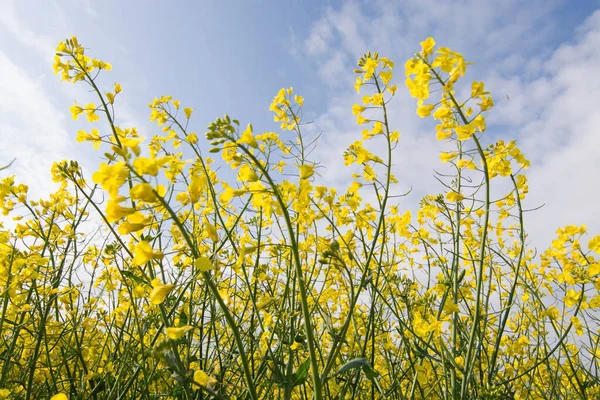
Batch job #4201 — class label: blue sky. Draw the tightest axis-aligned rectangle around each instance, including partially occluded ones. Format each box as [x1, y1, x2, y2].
[1, 0, 600, 250]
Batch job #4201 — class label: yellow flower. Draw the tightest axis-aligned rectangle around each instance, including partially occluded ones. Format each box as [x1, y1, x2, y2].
[589, 235, 600, 253]
[184, 107, 193, 119]
[348, 181, 362, 194]
[354, 76, 363, 93]
[193, 370, 218, 388]
[273, 160, 286, 173]
[456, 159, 476, 169]
[85, 103, 100, 122]
[120, 135, 143, 150]
[361, 57, 379, 78]
[204, 223, 218, 242]
[372, 121, 384, 135]
[132, 240, 164, 266]
[166, 325, 193, 339]
[51, 394, 68, 400]
[56, 41, 69, 53]
[380, 57, 394, 69]
[352, 104, 366, 116]
[363, 164, 375, 181]
[454, 356, 464, 368]
[371, 93, 384, 105]
[446, 191, 464, 202]
[357, 115, 369, 125]
[186, 133, 198, 144]
[471, 81, 486, 97]
[444, 302, 460, 314]
[92, 161, 129, 198]
[571, 316, 584, 336]
[455, 124, 475, 141]
[440, 152, 457, 163]
[106, 199, 136, 223]
[433, 105, 452, 120]
[238, 124, 258, 148]
[130, 183, 157, 203]
[379, 71, 392, 85]
[135, 183, 164, 204]
[299, 164, 315, 180]
[420, 37, 436, 55]
[416, 104, 435, 118]
[149, 282, 176, 305]
[238, 164, 259, 182]
[412, 311, 441, 338]
[290, 340, 302, 350]
[479, 96, 494, 111]
[564, 289, 581, 308]
[133, 157, 160, 176]
[70, 103, 84, 120]
[118, 212, 150, 235]
[188, 175, 205, 204]
[543, 306, 560, 320]
[118, 219, 146, 235]
[195, 256, 214, 272]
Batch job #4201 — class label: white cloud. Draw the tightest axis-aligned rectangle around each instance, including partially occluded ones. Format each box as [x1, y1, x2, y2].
[317, 51, 350, 86]
[0, 0, 150, 201]
[304, 17, 333, 55]
[491, 10, 600, 250]
[0, 51, 75, 199]
[0, 0, 57, 60]
[69, 0, 98, 17]
[0, 0, 101, 204]
[302, 2, 600, 252]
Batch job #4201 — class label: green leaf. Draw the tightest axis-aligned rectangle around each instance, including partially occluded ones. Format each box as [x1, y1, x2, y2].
[334, 358, 385, 398]
[335, 357, 370, 375]
[179, 311, 188, 327]
[334, 357, 379, 380]
[361, 363, 379, 380]
[120, 270, 149, 286]
[291, 359, 311, 387]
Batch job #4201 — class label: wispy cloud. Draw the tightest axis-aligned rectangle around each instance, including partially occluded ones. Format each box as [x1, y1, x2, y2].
[0, 0, 57, 60]
[0, 0, 150, 203]
[1, 0, 599, 254]
[488, 10, 600, 249]
[0, 51, 73, 199]
[300, 1, 600, 251]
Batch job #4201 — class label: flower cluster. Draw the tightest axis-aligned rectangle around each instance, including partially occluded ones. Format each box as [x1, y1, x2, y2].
[0, 36, 597, 400]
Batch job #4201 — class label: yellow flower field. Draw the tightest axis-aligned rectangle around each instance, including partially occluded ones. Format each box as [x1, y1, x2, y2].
[0, 36, 598, 399]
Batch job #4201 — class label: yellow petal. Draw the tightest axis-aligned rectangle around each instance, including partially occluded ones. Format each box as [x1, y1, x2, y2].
[204, 223, 218, 242]
[446, 191, 464, 202]
[194, 370, 218, 388]
[299, 164, 314, 180]
[149, 284, 176, 305]
[290, 341, 302, 350]
[238, 124, 258, 148]
[166, 325, 193, 340]
[195, 257, 214, 272]
[440, 152, 457, 163]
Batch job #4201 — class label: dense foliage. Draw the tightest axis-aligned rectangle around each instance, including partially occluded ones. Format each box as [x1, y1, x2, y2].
[0, 36, 599, 399]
